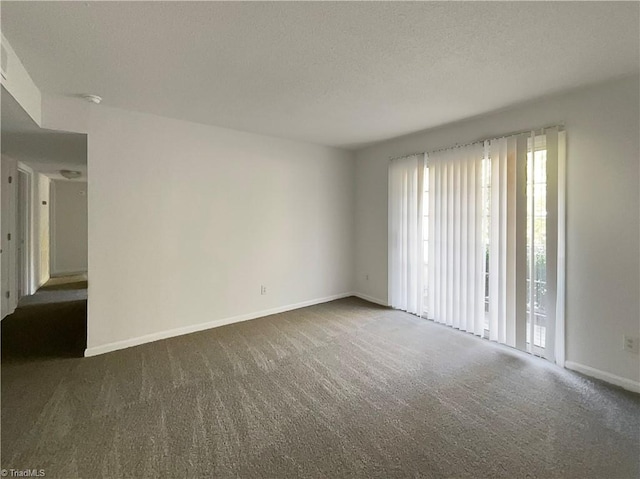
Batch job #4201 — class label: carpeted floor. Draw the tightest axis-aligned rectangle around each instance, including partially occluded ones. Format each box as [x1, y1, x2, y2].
[1, 280, 87, 360]
[1, 294, 639, 478]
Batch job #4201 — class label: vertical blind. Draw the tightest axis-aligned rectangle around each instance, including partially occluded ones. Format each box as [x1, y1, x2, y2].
[389, 127, 566, 364]
[427, 142, 486, 336]
[388, 154, 425, 317]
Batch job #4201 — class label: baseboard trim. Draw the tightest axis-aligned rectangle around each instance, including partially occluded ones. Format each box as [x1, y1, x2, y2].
[352, 292, 389, 307]
[1, 303, 17, 321]
[50, 271, 87, 278]
[37, 275, 50, 289]
[84, 292, 353, 357]
[565, 361, 640, 393]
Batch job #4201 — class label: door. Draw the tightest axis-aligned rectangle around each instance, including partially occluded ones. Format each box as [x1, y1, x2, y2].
[1, 157, 16, 317]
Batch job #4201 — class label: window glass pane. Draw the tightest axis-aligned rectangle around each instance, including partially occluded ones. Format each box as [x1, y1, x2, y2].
[526, 140, 547, 349]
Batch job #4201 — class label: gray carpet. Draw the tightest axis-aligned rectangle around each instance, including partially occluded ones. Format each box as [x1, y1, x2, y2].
[18, 279, 88, 307]
[1, 281, 87, 360]
[2, 296, 639, 478]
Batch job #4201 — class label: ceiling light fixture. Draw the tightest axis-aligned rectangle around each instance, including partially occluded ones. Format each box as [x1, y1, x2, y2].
[82, 94, 102, 104]
[60, 170, 82, 179]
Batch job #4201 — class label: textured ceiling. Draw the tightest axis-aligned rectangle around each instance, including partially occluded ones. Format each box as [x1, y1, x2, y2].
[2, 2, 638, 149]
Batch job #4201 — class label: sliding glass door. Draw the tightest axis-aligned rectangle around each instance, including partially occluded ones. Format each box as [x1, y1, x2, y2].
[394, 127, 565, 363]
[526, 136, 548, 356]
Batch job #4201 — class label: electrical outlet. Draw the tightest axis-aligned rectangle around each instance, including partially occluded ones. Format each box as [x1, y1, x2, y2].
[261, 285, 267, 295]
[623, 335, 639, 354]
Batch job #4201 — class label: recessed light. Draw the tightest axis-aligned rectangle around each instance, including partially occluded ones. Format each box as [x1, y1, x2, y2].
[82, 94, 102, 104]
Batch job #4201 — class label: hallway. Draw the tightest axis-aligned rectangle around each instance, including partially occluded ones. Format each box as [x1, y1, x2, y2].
[1, 277, 87, 361]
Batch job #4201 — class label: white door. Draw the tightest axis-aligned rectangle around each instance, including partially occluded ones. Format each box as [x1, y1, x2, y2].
[1, 157, 17, 317]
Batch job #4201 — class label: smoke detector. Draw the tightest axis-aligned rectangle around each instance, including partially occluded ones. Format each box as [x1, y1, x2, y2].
[82, 94, 102, 104]
[60, 170, 82, 179]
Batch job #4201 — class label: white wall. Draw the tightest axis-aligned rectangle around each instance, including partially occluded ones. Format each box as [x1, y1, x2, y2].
[354, 75, 640, 387]
[41, 93, 89, 135]
[86, 106, 355, 354]
[50, 180, 88, 276]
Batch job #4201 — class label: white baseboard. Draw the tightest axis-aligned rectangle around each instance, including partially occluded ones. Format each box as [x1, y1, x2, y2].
[565, 361, 640, 394]
[1, 303, 17, 321]
[352, 292, 389, 307]
[37, 274, 50, 289]
[50, 270, 87, 278]
[85, 292, 354, 357]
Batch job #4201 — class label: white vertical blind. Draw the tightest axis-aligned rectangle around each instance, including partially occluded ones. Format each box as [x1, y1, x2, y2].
[426, 143, 485, 336]
[388, 154, 425, 316]
[554, 131, 567, 366]
[514, 134, 529, 352]
[543, 128, 564, 364]
[389, 127, 565, 365]
[487, 134, 529, 349]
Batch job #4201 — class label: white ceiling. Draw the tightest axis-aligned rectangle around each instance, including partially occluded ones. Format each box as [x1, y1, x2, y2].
[1, 87, 87, 179]
[2, 1, 638, 149]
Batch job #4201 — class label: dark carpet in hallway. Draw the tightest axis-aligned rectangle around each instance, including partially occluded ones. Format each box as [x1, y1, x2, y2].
[2, 297, 639, 478]
[1, 280, 87, 360]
